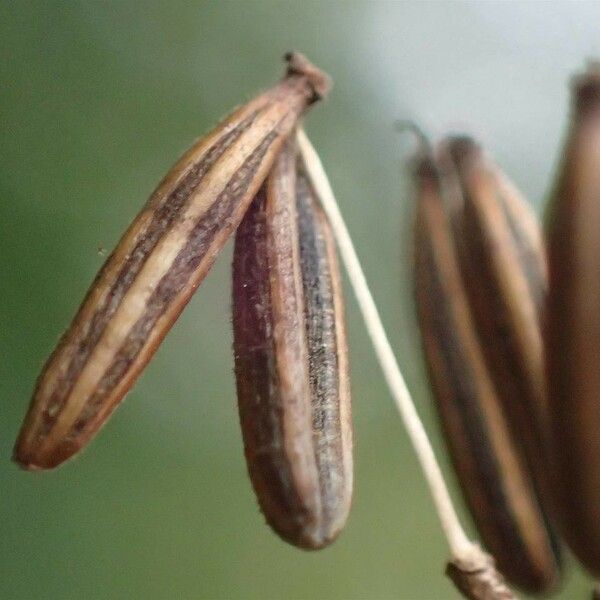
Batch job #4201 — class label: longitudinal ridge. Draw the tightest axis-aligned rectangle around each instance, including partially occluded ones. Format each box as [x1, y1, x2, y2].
[232, 137, 352, 550]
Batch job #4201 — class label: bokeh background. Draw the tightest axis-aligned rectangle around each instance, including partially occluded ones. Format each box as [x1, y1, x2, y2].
[2, 2, 599, 598]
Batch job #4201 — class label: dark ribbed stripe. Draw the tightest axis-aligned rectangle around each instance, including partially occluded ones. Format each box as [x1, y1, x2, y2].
[69, 129, 278, 435]
[38, 109, 262, 435]
[296, 170, 343, 526]
[459, 193, 533, 427]
[416, 213, 536, 587]
[459, 184, 559, 564]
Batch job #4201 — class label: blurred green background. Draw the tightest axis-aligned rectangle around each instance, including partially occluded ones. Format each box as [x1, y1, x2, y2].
[1, 2, 598, 598]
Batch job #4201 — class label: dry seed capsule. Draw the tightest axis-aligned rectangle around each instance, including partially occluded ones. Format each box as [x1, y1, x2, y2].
[413, 151, 560, 593]
[14, 53, 331, 471]
[546, 64, 600, 575]
[232, 138, 352, 549]
[440, 137, 553, 511]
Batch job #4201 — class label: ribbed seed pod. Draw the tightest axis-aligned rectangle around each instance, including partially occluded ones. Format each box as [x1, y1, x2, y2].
[546, 65, 600, 575]
[232, 137, 352, 549]
[413, 150, 560, 593]
[439, 137, 552, 508]
[14, 53, 331, 471]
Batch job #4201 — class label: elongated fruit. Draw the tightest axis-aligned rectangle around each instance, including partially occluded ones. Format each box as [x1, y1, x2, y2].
[14, 53, 331, 471]
[546, 64, 600, 576]
[439, 137, 551, 506]
[232, 137, 352, 549]
[413, 149, 560, 593]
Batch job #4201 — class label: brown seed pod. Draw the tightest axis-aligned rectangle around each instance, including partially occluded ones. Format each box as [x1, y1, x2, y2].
[413, 148, 560, 593]
[14, 53, 331, 471]
[546, 64, 600, 576]
[232, 137, 352, 549]
[440, 136, 553, 510]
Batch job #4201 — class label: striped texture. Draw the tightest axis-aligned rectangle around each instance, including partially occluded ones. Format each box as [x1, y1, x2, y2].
[413, 153, 560, 593]
[440, 137, 553, 521]
[14, 53, 331, 471]
[232, 139, 352, 549]
[546, 66, 600, 576]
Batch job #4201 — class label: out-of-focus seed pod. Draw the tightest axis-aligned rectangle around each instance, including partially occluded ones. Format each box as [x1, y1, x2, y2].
[232, 137, 352, 549]
[413, 148, 560, 593]
[546, 64, 600, 576]
[14, 53, 331, 471]
[439, 136, 552, 508]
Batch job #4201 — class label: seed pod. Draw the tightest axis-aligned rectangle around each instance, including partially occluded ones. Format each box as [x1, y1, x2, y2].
[14, 52, 331, 471]
[413, 150, 560, 593]
[232, 137, 352, 549]
[439, 137, 552, 509]
[546, 64, 600, 575]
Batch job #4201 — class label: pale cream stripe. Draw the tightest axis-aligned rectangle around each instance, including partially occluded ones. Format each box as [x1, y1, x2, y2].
[495, 170, 546, 279]
[40, 103, 287, 452]
[147, 97, 269, 211]
[471, 172, 546, 419]
[28, 97, 268, 442]
[82, 109, 302, 444]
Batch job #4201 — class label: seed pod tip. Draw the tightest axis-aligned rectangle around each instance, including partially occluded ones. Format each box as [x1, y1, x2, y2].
[573, 61, 600, 111]
[284, 51, 332, 101]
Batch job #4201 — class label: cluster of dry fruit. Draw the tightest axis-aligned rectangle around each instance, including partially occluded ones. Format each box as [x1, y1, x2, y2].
[13, 48, 600, 599]
[412, 64, 600, 595]
[13, 54, 352, 551]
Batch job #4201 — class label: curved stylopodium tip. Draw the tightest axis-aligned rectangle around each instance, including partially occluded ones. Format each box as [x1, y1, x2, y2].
[395, 120, 440, 185]
[396, 120, 432, 155]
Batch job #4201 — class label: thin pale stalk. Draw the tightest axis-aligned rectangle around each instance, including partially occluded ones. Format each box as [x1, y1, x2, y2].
[297, 129, 515, 600]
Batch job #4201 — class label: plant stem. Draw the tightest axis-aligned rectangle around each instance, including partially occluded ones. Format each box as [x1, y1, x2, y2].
[297, 128, 515, 600]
